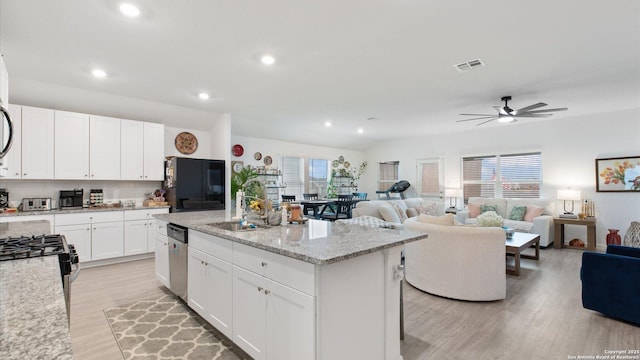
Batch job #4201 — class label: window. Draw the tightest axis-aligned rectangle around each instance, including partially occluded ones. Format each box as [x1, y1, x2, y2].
[378, 161, 399, 191]
[308, 158, 329, 196]
[281, 156, 304, 200]
[417, 158, 443, 197]
[462, 152, 542, 201]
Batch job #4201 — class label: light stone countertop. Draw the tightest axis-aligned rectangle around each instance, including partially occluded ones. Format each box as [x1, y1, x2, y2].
[0, 220, 74, 359]
[155, 210, 428, 265]
[0, 205, 170, 217]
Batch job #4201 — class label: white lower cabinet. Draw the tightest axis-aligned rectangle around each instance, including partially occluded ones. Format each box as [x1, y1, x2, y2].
[91, 221, 124, 260]
[55, 224, 92, 263]
[188, 247, 233, 338]
[154, 221, 170, 288]
[124, 220, 148, 256]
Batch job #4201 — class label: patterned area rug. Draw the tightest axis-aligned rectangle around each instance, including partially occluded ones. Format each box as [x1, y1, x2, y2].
[104, 294, 241, 360]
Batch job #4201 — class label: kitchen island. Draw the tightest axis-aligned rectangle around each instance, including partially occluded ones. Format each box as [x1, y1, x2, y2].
[0, 220, 74, 360]
[155, 210, 428, 360]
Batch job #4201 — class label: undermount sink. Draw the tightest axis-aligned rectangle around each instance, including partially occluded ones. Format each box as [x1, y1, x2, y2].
[208, 221, 269, 232]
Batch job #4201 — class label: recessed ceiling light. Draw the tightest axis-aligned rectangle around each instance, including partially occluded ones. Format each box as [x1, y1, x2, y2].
[119, 3, 140, 17]
[198, 92, 210, 100]
[357, 128, 364, 134]
[324, 121, 332, 128]
[261, 54, 275, 66]
[92, 69, 107, 78]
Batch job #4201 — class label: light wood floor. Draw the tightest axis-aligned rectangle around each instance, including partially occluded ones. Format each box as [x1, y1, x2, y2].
[70, 248, 640, 360]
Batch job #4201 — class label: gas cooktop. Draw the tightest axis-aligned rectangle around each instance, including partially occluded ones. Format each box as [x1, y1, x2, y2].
[0, 234, 68, 261]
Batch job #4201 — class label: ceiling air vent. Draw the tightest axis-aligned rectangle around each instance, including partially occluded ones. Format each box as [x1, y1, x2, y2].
[454, 59, 485, 73]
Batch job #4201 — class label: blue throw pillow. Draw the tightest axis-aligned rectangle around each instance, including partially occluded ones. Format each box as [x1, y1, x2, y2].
[480, 205, 498, 214]
[509, 206, 527, 221]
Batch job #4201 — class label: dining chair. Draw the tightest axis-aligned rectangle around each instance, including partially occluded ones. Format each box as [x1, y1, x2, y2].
[352, 192, 368, 200]
[321, 197, 354, 221]
[302, 193, 319, 217]
[281, 195, 296, 202]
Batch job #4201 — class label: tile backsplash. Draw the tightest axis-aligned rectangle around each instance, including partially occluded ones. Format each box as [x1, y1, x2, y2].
[0, 179, 162, 208]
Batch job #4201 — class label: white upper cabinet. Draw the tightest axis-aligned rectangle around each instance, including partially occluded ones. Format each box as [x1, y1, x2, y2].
[90, 115, 121, 180]
[0, 55, 8, 107]
[143, 122, 164, 181]
[121, 120, 165, 181]
[54, 110, 90, 179]
[5, 104, 22, 179]
[120, 119, 144, 180]
[21, 106, 54, 179]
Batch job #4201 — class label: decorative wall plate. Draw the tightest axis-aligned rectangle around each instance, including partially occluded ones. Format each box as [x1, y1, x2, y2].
[254, 152, 262, 160]
[344, 161, 350, 169]
[338, 155, 344, 164]
[332, 160, 339, 168]
[232, 161, 244, 174]
[232, 144, 244, 157]
[175, 132, 198, 155]
[264, 156, 273, 166]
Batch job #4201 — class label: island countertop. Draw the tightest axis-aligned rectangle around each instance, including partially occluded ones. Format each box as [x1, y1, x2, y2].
[154, 211, 428, 265]
[0, 220, 74, 359]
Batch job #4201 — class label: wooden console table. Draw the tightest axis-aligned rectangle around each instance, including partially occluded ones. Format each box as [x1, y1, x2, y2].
[553, 217, 597, 251]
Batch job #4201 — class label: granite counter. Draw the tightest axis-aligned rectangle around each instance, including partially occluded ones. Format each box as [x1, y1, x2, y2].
[0, 220, 74, 359]
[0, 205, 170, 218]
[154, 210, 428, 265]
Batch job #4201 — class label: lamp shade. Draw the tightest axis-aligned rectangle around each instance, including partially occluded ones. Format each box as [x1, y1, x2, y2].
[557, 189, 581, 201]
[444, 188, 463, 198]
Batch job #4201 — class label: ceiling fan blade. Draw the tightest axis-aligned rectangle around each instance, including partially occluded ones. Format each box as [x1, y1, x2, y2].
[513, 102, 547, 114]
[523, 107, 568, 114]
[493, 106, 511, 116]
[457, 116, 498, 122]
[476, 118, 497, 126]
[459, 113, 495, 116]
[514, 113, 553, 118]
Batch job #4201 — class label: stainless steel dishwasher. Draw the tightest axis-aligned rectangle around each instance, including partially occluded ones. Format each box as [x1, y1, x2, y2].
[167, 223, 188, 302]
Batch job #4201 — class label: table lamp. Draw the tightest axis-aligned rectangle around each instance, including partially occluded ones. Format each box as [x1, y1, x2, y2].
[557, 189, 581, 219]
[444, 188, 463, 209]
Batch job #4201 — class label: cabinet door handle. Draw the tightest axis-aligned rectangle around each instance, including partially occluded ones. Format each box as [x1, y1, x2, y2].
[23, 173, 27, 176]
[261, 261, 267, 267]
[84, 174, 88, 177]
[257, 287, 264, 292]
[139, 175, 143, 179]
[15, 172, 19, 176]
[86, 228, 90, 231]
[264, 290, 271, 295]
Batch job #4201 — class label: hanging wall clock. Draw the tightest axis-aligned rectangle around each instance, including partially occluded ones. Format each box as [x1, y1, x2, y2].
[175, 132, 198, 155]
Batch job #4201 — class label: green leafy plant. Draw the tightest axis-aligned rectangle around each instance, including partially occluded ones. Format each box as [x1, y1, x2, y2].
[231, 166, 260, 201]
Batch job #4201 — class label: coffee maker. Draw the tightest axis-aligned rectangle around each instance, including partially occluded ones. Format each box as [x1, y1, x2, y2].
[59, 189, 84, 209]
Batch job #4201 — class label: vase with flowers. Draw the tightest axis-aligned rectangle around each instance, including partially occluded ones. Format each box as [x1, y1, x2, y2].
[476, 211, 505, 227]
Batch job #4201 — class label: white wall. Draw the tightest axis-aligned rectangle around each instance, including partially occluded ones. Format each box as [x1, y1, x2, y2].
[164, 126, 212, 159]
[362, 108, 640, 249]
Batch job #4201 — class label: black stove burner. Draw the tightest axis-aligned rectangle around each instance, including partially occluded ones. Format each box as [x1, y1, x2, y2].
[0, 234, 68, 261]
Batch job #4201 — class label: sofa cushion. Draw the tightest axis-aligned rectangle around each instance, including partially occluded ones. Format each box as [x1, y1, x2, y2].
[415, 201, 439, 216]
[393, 204, 408, 222]
[503, 219, 534, 232]
[467, 197, 508, 217]
[379, 205, 402, 223]
[506, 198, 554, 216]
[481, 204, 498, 214]
[524, 204, 545, 222]
[468, 202, 481, 218]
[337, 215, 388, 228]
[417, 213, 456, 226]
[406, 208, 419, 218]
[509, 206, 527, 221]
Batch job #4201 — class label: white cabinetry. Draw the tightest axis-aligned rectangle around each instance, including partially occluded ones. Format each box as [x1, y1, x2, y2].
[232, 243, 315, 360]
[55, 224, 92, 262]
[89, 115, 120, 180]
[55, 211, 124, 261]
[188, 231, 233, 339]
[5, 104, 21, 178]
[54, 111, 90, 179]
[0, 55, 8, 107]
[121, 120, 164, 181]
[154, 219, 170, 288]
[21, 106, 54, 179]
[123, 208, 169, 255]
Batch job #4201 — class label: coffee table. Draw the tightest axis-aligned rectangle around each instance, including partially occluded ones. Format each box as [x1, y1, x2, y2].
[505, 232, 540, 276]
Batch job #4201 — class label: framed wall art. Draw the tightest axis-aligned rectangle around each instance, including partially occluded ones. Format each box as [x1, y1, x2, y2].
[595, 156, 640, 192]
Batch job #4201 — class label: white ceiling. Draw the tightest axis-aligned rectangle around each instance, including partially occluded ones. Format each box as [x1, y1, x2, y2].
[1, 0, 639, 150]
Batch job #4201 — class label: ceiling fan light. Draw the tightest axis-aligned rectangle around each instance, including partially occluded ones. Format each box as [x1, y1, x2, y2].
[498, 116, 516, 123]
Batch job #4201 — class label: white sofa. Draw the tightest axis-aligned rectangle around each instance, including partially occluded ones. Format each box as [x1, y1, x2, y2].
[404, 216, 506, 301]
[351, 198, 445, 228]
[456, 197, 555, 247]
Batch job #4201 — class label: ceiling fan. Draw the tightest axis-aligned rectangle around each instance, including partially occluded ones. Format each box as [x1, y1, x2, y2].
[457, 96, 568, 126]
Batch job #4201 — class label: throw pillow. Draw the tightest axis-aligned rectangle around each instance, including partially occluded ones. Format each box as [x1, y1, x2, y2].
[509, 206, 527, 221]
[393, 204, 408, 223]
[406, 208, 419, 218]
[480, 204, 498, 214]
[417, 213, 455, 226]
[415, 201, 438, 216]
[468, 202, 481, 218]
[524, 204, 545, 222]
[379, 205, 402, 223]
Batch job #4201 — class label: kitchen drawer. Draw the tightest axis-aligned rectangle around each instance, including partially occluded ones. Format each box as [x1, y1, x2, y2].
[233, 242, 315, 296]
[124, 208, 168, 221]
[190, 230, 232, 263]
[154, 219, 168, 236]
[55, 211, 124, 226]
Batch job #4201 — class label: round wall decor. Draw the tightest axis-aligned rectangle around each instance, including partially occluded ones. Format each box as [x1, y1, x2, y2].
[175, 132, 198, 155]
[254, 152, 262, 160]
[231, 144, 244, 157]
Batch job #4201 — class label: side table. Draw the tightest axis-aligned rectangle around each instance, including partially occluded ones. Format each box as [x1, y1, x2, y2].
[554, 217, 596, 251]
